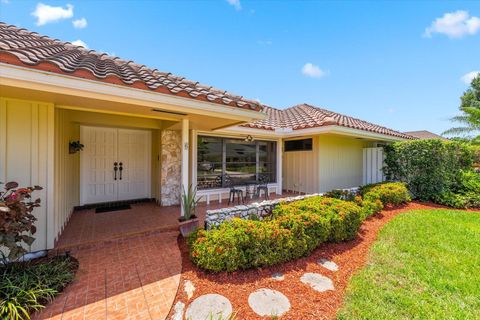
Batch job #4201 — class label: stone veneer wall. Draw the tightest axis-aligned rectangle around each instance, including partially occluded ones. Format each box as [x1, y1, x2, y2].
[160, 130, 182, 206]
[205, 193, 323, 229]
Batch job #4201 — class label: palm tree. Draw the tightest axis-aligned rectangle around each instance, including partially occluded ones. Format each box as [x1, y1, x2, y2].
[443, 75, 480, 144]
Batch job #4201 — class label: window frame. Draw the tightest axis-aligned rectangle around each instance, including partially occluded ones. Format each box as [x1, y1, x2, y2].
[196, 135, 277, 189]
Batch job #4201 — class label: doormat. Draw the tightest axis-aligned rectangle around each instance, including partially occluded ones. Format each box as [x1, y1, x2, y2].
[95, 204, 131, 214]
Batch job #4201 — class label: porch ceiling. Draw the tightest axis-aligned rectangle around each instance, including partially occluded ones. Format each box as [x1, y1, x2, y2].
[1, 84, 252, 131]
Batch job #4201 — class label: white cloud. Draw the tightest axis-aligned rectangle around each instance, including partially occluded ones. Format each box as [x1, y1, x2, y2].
[72, 17, 87, 29]
[461, 70, 480, 84]
[31, 3, 73, 26]
[424, 10, 480, 38]
[301, 63, 327, 79]
[71, 39, 88, 49]
[226, 0, 241, 11]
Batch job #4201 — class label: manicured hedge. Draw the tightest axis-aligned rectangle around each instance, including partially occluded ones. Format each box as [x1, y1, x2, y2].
[188, 197, 363, 272]
[360, 182, 411, 207]
[383, 139, 474, 201]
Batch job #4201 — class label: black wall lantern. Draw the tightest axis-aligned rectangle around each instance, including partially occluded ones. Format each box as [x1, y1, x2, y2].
[69, 141, 84, 154]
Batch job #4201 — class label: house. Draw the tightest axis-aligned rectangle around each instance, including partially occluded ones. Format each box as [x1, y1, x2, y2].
[404, 130, 448, 140]
[0, 22, 413, 252]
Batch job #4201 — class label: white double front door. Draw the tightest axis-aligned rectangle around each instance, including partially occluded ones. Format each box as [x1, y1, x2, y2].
[80, 126, 151, 205]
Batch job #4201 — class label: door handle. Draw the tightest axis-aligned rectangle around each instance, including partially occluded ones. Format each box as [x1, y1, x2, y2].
[119, 162, 123, 180]
[113, 162, 118, 180]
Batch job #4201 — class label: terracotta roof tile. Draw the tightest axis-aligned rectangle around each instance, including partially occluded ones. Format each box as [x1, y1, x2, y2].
[404, 130, 447, 140]
[0, 22, 263, 112]
[0, 23, 412, 140]
[243, 104, 414, 139]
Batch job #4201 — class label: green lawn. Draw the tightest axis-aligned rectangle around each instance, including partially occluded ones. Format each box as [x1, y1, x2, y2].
[337, 209, 480, 320]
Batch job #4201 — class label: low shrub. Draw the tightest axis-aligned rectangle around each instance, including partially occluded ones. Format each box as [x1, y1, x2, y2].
[274, 197, 363, 242]
[0, 255, 78, 320]
[361, 182, 411, 206]
[355, 196, 384, 219]
[323, 189, 357, 201]
[188, 196, 363, 272]
[435, 171, 480, 208]
[0, 181, 42, 260]
[456, 170, 480, 193]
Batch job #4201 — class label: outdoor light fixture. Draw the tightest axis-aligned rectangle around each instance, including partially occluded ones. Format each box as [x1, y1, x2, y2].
[244, 135, 254, 142]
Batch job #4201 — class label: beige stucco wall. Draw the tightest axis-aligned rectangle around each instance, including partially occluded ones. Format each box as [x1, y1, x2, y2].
[0, 97, 55, 252]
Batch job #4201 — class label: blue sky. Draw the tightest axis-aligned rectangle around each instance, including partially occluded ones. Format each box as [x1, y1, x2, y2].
[1, 1, 479, 135]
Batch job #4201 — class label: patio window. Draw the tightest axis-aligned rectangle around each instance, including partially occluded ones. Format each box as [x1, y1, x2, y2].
[197, 136, 276, 190]
[284, 138, 313, 152]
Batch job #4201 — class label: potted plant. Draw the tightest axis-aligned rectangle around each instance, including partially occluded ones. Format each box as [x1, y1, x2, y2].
[69, 141, 84, 154]
[178, 184, 201, 237]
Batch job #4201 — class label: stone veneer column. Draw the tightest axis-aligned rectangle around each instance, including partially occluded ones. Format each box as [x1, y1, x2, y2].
[160, 130, 182, 206]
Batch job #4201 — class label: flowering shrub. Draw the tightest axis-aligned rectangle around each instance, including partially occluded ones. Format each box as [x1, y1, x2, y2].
[273, 197, 363, 242]
[0, 181, 42, 261]
[354, 196, 384, 219]
[188, 196, 362, 272]
[360, 182, 411, 207]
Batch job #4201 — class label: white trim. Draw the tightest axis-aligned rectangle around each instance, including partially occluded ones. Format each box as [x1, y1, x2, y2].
[198, 129, 278, 141]
[197, 184, 278, 205]
[221, 125, 407, 142]
[276, 137, 283, 195]
[191, 130, 198, 193]
[181, 119, 189, 216]
[0, 63, 265, 121]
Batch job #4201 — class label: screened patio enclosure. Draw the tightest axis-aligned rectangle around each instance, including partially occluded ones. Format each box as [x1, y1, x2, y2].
[196, 135, 277, 190]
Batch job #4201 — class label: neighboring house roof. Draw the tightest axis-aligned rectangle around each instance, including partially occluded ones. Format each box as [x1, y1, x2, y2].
[0, 22, 263, 112]
[0, 22, 412, 140]
[404, 130, 448, 140]
[243, 104, 414, 139]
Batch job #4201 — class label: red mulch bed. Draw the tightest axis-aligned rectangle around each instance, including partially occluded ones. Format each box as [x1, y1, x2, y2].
[169, 202, 478, 319]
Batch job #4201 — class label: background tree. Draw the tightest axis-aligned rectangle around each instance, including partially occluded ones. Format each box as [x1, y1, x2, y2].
[443, 75, 480, 145]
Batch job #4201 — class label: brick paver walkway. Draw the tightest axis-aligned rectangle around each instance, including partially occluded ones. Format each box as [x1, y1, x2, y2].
[34, 231, 181, 320]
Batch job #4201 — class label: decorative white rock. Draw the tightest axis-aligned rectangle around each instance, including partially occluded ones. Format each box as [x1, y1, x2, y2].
[318, 258, 339, 272]
[170, 301, 185, 320]
[272, 272, 285, 281]
[248, 288, 291, 317]
[300, 273, 335, 292]
[185, 294, 232, 320]
[184, 280, 195, 299]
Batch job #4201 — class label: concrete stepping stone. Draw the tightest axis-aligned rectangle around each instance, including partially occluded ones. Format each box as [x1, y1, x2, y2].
[300, 273, 334, 292]
[272, 272, 285, 281]
[318, 258, 339, 272]
[185, 294, 232, 320]
[248, 288, 291, 317]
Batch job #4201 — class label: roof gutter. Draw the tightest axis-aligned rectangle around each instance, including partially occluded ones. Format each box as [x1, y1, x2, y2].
[218, 125, 408, 142]
[0, 63, 266, 122]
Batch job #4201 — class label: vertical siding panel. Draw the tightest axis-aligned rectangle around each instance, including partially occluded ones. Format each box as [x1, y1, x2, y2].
[318, 135, 366, 192]
[0, 98, 53, 252]
[0, 99, 7, 181]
